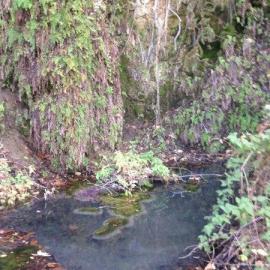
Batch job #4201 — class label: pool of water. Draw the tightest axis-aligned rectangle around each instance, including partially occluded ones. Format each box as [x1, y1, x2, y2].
[1, 166, 223, 270]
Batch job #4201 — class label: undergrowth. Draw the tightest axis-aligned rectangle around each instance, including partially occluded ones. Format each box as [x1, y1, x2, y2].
[170, 34, 269, 152]
[199, 106, 270, 269]
[0, 143, 33, 207]
[158, 2, 270, 153]
[96, 150, 170, 195]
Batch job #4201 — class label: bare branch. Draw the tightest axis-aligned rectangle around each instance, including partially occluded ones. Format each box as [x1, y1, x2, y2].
[169, 7, 182, 50]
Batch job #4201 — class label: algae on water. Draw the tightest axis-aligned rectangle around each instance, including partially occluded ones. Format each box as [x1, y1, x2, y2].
[101, 192, 151, 217]
[91, 192, 151, 239]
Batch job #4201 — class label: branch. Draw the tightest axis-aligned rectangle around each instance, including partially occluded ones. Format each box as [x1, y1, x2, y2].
[169, 7, 182, 50]
[240, 151, 253, 195]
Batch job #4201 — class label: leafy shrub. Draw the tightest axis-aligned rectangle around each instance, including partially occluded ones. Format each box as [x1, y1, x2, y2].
[96, 150, 170, 194]
[171, 55, 268, 152]
[168, 5, 270, 152]
[199, 106, 270, 267]
[0, 144, 33, 206]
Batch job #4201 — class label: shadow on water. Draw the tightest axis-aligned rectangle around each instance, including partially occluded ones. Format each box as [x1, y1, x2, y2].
[1, 165, 224, 270]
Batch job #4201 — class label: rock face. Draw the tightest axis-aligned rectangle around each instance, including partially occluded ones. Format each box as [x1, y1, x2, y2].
[121, 1, 270, 150]
[0, 1, 269, 170]
[134, 0, 168, 30]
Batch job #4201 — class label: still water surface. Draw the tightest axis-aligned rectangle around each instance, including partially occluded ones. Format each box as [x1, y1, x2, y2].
[2, 167, 222, 270]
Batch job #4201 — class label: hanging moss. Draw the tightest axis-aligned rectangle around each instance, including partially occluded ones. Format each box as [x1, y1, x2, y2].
[200, 41, 221, 60]
[0, 1, 124, 171]
[119, 55, 147, 119]
[1, 0, 269, 165]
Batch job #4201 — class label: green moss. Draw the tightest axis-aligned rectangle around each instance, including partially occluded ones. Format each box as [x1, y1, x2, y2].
[183, 182, 200, 192]
[78, 207, 100, 213]
[0, 246, 38, 270]
[93, 216, 128, 237]
[120, 55, 145, 119]
[201, 41, 221, 61]
[160, 82, 173, 97]
[92, 191, 152, 238]
[120, 55, 132, 96]
[101, 192, 150, 217]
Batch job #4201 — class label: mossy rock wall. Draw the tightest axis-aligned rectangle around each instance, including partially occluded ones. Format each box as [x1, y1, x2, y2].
[0, 1, 123, 171]
[0, 0, 269, 167]
[120, 0, 270, 150]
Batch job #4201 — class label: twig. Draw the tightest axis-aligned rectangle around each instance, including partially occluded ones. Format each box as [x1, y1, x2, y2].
[213, 216, 264, 264]
[218, 216, 264, 248]
[240, 151, 253, 194]
[169, 7, 182, 50]
[179, 173, 224, 179]
[183, 244, 198, 252]
[178, 245, 200, 259]
[32, 181, 47, 190]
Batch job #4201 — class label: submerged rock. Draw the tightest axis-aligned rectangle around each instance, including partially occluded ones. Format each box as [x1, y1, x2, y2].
[73, 206, 103, 216]
[93, 217, 129, 239]
[91, 192, 152, 239]
[65, 181, 92, 196]
[182, 177, 202, 192]
[183, 182, 201, 192]
[74, 187, 101, 202]
[101, 192, 151, 217]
